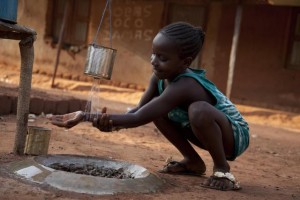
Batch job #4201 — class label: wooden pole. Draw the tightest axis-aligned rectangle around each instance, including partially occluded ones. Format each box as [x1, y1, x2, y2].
[51, 0, 71, 88]
[226, 5, 243, 99]
[13, 35, 36, 155]
[0, 20, 37, 155]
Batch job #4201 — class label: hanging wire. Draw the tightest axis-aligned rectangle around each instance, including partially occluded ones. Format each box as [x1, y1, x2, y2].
[109, 0, 113, 48]
[92, 0, 113, 48]
[92, 0, 109, 44]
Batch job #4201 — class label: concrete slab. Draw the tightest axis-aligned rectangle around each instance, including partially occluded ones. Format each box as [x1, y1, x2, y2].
[1, 154, 164, 195]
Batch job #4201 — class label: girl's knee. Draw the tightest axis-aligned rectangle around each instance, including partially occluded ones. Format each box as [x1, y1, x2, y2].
[188, 101, 214, 124]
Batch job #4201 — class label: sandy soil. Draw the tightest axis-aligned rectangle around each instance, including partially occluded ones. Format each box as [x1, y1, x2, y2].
[0, 64, 300, 200]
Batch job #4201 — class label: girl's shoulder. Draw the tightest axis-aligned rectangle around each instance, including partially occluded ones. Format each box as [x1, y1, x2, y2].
[172, 68, 206, 84]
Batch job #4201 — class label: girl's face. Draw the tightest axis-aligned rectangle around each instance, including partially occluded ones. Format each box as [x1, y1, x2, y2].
[151, 33, 189, 80]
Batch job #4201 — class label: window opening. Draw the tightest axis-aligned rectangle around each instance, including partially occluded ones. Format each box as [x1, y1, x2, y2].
[46, 0, 90, 49]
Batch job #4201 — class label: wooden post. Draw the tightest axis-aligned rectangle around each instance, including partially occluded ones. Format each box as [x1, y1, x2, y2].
[13, 35, 35, 155]
[51, 0, 71, 88]
[226, 5, 243, 99]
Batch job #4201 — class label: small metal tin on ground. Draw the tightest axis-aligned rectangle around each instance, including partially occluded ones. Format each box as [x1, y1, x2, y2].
[24, 126, 51, 155]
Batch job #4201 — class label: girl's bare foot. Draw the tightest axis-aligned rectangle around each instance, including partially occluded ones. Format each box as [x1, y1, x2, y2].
[159, 158, 206, 176]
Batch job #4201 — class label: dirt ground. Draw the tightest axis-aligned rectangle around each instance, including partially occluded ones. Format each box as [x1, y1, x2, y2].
[0, 64, 300, 200]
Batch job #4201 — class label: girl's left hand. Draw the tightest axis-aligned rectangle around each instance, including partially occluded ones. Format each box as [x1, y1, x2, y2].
[92, 107, 113, 132]
[49, 111, 85, 129]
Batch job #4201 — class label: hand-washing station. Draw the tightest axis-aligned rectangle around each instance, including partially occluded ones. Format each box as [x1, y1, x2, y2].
[2, 154, 164, 195]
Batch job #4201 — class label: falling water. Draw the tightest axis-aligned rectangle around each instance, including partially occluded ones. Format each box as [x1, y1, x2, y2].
[84, 78, 101, 121]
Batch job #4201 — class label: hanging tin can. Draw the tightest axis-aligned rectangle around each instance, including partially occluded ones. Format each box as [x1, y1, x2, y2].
[84, 0, 116, 80]
[84, 44, 117, 80]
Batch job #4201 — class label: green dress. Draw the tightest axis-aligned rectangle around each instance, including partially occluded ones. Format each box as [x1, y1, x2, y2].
[158, 68, 249, 161]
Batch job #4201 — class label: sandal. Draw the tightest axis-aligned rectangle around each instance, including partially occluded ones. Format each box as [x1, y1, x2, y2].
[158, 161, 205, 176]
[201, 171, 241, 191]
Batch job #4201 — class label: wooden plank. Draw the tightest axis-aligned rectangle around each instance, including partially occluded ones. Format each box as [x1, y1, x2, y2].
[0, 20, 36, 36]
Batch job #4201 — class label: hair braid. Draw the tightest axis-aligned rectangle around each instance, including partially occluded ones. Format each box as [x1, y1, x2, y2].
[159, 22, 205, 60]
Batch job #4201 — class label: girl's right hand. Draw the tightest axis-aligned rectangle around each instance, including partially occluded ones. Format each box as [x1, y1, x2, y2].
[92, 107, 114, 132]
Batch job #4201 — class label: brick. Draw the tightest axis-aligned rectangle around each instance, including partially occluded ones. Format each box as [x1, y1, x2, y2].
[128, 84, 137, 90]
[80, 100, 88, 111]
[136, 85, 145, 91]
[72, 75, 80, 81]
[119, 82, 129, 88]
[29, 98, 44, 115]
[0, 95, 12, 115]
[10, 96, 18, 114]
[112, 81, 121, 87]
[79, 75, 86, 82]
[69, 99, 81, 112]
[56, 100, 69, 114]
[62, 74, 72, 80]
[43, 100, 56, 114]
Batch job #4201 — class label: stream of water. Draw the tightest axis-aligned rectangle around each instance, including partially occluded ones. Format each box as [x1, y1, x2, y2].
[84, 78, 101, 120]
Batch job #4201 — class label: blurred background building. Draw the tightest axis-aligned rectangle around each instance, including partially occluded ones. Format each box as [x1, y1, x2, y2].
[0, 0, 299, 112]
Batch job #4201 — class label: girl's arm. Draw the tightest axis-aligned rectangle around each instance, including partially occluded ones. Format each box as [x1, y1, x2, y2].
[127, 73, 159, 113]
[101, 78, 192, 129]
[50, 75, 159, 129]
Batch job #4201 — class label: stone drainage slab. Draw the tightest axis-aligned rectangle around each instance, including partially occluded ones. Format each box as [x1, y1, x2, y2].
[1, 154, 164, 195]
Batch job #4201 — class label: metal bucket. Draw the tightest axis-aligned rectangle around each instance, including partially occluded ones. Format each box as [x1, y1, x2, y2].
[0, 0, 18, 24]
[84, 44, 117, 80]
[24, 126, 51, 155]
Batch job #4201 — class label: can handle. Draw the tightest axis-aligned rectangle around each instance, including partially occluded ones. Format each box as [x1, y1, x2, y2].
[92, 0, 113, 48]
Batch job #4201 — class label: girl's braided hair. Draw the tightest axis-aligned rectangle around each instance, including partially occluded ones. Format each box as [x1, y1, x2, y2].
[159, 22, 205, 60]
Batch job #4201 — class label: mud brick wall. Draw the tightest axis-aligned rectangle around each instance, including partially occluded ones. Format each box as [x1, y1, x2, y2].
[0, 94, 87, 115]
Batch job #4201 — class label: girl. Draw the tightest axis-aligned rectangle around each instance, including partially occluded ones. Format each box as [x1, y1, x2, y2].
[50, 22, 249, 191]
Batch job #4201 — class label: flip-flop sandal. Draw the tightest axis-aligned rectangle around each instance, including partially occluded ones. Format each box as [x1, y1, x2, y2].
[201, 171, 241, 191]
[158, 161, 205, 176]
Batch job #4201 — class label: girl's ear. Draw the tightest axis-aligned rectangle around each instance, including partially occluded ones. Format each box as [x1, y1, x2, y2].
[183, 57, 193, 67]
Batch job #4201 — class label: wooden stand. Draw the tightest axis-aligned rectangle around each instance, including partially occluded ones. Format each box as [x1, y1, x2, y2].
[0, 20, 37, 155]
